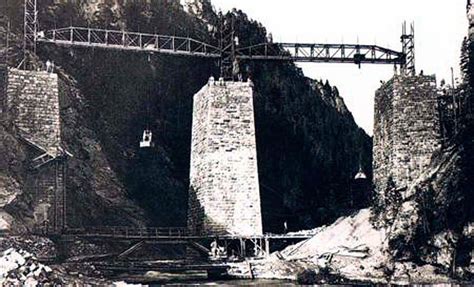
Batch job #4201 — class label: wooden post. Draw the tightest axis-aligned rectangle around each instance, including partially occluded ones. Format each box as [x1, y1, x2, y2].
[240, 238, 245, 258]
[265, 237, 270, 257]
[224, 239, 229, 256]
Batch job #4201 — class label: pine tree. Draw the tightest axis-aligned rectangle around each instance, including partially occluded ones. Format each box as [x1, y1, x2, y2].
[459, 35, 474, 124]
[94, 1, 118, 29]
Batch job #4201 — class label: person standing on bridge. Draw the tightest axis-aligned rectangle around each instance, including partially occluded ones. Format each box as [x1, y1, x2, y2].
[210, 239, 218, 257]
[46, 60, 51, 73]
[232, 58, 242, 82]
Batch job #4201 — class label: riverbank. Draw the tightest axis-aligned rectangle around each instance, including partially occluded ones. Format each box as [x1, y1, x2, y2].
[226, 209, 473, 285]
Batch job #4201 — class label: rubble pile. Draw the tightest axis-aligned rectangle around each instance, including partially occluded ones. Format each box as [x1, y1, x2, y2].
[0, 236, 56, 260]
[246, 209, 460, 284]
[67, 240, 109, 261]
[0, 248, 58, 286]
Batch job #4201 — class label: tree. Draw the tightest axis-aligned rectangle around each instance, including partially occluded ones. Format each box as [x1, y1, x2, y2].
[94, 1, 118, 29]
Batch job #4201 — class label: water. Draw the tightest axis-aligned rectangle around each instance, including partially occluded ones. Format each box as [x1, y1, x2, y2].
[152, 279, 296, 286]
[116, 271, 296, 286]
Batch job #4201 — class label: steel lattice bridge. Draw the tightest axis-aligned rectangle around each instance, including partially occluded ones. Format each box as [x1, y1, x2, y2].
[36, 26, 408, 67]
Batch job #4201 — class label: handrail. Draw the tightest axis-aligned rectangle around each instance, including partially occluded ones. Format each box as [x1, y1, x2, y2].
[66, 226, 189, 238]
[37, 26, 221, 58]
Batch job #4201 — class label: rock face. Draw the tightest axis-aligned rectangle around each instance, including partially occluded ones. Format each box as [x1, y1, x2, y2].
[188, 79, 262, 236]
[0, 63, 145, 232]
[56, 70, 146, 228]
[373, 75, 442, 195]
[0, 126, 25, 232]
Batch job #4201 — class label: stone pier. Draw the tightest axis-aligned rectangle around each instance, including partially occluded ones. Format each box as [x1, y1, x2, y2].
[2, 67, 66, 233]
[373, 74, 442, 196]
[188, 78, 262, 236]
[5, 68, 61, 155]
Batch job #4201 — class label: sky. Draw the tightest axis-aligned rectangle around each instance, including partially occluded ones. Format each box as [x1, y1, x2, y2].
[210, 0, 469, 135]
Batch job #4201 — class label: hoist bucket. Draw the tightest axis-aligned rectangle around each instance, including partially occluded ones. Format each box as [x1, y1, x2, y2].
[140, 130, 153, 148]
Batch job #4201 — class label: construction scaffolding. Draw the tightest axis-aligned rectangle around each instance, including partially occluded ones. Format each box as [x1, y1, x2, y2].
[23, 0, 38, 64]
[401, 21, 416, 76]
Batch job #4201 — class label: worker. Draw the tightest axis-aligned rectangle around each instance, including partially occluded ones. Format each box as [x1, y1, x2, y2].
[284, 221, 288, 233]
[267, 33, 273, 43]
[210, 239, 218, 257]
[42, 219, 49, 235]
[46, 60, 51, 72]
[232, 58, 240, 81]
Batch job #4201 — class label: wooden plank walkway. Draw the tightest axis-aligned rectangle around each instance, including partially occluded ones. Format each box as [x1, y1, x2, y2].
[62, 226, 313, 241]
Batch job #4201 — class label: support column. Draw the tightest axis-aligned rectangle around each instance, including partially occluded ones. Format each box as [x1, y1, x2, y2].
[240, 238, 245, 258]
[265, 238, 270, 257]
[5, 67, 68, 233]
[188, 78, 262, 236]
[373, 74, 441, 196]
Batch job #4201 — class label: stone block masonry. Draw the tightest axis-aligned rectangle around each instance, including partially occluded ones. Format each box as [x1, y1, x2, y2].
[188, 78, 263, 236]
[2, 67, 65, 233]
[6, 68, 60, 156]
[373, 74, 442, 196]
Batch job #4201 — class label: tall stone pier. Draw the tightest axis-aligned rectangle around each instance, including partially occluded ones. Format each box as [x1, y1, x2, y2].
[188, 78, 263, 236]
[6, 68, 61, 154]
[373, 74, 442, 196]
[2, 67, 66, 233]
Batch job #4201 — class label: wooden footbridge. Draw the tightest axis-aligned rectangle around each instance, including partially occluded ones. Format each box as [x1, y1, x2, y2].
[62, 226, 312, 241]
[49, 226, 312, 264]
[48, 226, 313, 277]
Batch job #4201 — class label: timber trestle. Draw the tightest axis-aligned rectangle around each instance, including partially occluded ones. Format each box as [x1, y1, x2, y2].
[54, 226, 311, 261]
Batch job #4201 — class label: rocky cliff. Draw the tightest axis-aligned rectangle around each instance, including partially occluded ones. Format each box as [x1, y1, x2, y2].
[0, 63, 145, 232]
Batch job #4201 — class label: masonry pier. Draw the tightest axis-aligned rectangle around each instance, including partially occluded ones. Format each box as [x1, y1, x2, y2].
[1, 66, 68, 233]
[373, 74, 442, 196]
[188, 78, 262, 237]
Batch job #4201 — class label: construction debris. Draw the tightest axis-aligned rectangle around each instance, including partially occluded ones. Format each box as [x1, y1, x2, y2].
[0, 248, 57, 286]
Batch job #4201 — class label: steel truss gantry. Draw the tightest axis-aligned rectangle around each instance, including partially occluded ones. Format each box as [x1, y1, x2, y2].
[25, 1, 414, 75]
[236, 42, 405, 66]
[37, 27, 222, 58]
[401, 21, 415, 76]
[24, 0, 37, 57]
[37, 26, 410, 71]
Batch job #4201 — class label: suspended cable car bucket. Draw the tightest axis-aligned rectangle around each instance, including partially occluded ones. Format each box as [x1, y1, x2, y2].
[140, 130, 154, 148]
